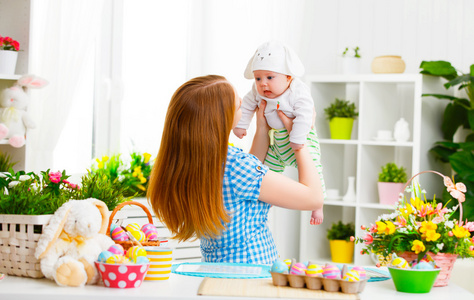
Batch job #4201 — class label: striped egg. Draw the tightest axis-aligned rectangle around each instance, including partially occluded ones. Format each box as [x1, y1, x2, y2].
[141, 223, 159, 241]
[111, 226, 129, 241]
[350, 266, 366, 280]
[105, 254, 122, 264]
[289, 262, 307, 275]
[322, 265, 341, 279]
[283, 258, 293, 271]
[126, 246, 147, 262]
[271, 260, 289, 274]
[125, 223, 141, 232]
[305, 263, 323, 277]
[107, 244, 125, 256]
[343, 269, 360, 282]
[97, 250, 114, 263]
[391, 257, 409, 269]
[129, 229, 146, 242]
[109, 223, 118, 236]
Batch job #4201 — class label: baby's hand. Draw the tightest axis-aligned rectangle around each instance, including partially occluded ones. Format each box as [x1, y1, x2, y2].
[233, 128, 247, 139]
[290, 142, 304, 150]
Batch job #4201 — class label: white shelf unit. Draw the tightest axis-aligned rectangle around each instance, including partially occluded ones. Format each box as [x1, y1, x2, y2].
[299, 74, 425, 266]
[0, 0, 31, 171]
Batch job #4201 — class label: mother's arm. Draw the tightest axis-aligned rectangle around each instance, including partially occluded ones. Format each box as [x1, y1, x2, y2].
[249, 100, 270, 162]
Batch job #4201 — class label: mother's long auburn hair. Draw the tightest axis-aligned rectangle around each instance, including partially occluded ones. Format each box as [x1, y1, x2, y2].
[147, 75, 234, 241]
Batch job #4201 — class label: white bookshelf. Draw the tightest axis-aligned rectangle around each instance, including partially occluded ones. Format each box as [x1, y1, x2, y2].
[299, 73, 445, 266]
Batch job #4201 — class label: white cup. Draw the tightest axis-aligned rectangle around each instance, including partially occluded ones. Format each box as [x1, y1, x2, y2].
[376, 130, 392, 141]
[326, 189, 340, 199]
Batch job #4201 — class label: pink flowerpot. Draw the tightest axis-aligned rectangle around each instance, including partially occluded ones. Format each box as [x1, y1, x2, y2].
[377, 182, 404, 205]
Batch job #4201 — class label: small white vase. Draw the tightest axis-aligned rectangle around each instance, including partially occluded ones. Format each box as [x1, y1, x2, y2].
[342, 176, 356, 202]
[393, 118, 410, 142]
[342, 57, 361, 74]
[0, 50, 18, 75]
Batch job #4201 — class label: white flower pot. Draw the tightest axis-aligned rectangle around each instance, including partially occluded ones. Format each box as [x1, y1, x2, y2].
[342, 57, 361, 74]
[0, 50, 19, 75]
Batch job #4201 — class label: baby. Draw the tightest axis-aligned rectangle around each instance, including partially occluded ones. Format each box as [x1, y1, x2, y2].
[233, 41, 326, 225]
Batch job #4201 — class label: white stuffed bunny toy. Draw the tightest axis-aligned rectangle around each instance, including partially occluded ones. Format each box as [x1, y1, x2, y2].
[0, 74, 48, 147]
[34, 198, 115, 287]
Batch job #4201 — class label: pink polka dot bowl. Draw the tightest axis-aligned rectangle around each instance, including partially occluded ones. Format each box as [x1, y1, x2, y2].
[95, 261, 150, 288]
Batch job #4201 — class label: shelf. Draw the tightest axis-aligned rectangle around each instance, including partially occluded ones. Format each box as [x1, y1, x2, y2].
[0, 74, 21, 80]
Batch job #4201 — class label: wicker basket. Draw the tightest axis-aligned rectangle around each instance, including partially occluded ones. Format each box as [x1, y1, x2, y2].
[0, 214, 52, 278]
[107, 201, 160, 251]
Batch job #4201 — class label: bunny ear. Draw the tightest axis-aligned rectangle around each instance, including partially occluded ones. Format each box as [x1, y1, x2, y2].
[35, 202, 73, 260]
[284, 45, 305, 77]
[244, 49, 258, 79]
[85, 198, 110, 234]
[17, 75, 49, 89]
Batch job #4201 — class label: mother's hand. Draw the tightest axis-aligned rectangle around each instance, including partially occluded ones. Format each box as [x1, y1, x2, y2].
[256, 100, 270, 132]
[277, 107, 317, 133]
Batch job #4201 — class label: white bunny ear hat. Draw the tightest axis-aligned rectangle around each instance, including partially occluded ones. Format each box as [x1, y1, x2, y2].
[244, 41, 305, 79]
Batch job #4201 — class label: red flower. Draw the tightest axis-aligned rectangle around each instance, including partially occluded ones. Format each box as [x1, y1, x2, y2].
[49, 171, 62, 183]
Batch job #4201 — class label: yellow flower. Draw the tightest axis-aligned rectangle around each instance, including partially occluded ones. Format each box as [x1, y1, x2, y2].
[96, 158, 104, 169]
[137, 184, 146, 191]
[453, 225, 470, 238]
[143, 152, 152, 164]
[410, 196, 423, 211]
[139, 175, 146, 184]
[399, 203, 413, 218]
[420, 221, 437, 234]
[102, 155, 109, 162]
[411, 240, 426, 254]
[376, 221, 396, 235]
[424, 230, 441, 242]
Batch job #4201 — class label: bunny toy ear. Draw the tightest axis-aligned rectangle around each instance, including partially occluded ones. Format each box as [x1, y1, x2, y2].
[284, 45, 305, 77]
[17, 75, 49, 89]
[34, 201, 73, 260]
[85, 198, 110, 234]
[244, 49, 259, 79]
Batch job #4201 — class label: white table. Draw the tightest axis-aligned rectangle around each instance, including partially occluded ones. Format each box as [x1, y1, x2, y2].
[0, 273, 472, 300]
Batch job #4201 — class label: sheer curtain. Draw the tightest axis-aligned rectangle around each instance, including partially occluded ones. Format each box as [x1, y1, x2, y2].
[28, 0, 105, 173]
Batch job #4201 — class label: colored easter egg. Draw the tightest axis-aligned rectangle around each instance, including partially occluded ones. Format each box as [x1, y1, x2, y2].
[110, 223, 118, 236]
[135, 256, 150, 265]
[413, 261, 434, 270]
[129, 229, 146, 242]
[350, 266, 366, 280]
[97, 250, 114, 263]
[343, 269, 360, 282]
[271, 260, 289, 274]
[283, 258, 293, 270]
[142, 223, 159, 241]
[126, 246, 147, 261]
[305, 263, 323, 277]
[391, 257, 409, 269]
[322, 265, 341, 279]
[125, 223, 141, 232]
[105, 254, 122, 264]
[111, 226, 129, 241]
[107, 244, 125, 256]
[289, 262, 307, 275]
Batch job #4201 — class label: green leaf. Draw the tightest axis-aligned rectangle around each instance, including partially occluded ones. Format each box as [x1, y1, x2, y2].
[429, 145, 456, 163]
[442, 102, 468, 140]
[419, 61, 458, 81]
[450, 150, 474, 181]
[445, 74, 471, 89]
[421, 93, 466, 102]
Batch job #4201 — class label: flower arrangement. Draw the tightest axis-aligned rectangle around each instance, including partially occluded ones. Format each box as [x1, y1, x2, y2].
[353, 170, 474, 265]
[0, 35, 20, 51]
[92, 152, 153, 197]
[0, 169, 127, 215]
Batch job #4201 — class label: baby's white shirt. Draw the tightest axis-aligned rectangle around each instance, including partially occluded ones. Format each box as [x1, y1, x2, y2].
[237, 78, 314, 145]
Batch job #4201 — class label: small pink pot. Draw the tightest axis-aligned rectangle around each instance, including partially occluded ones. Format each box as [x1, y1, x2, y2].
[377, 182, 404, 205]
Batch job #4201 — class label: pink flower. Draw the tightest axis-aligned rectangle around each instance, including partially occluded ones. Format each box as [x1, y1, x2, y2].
[350, 236, 355, 242]
[360, 225, 366, 230]
[369, 223, 377, 233]
[49, 171, 62, 183]
[448, 231, 454, 237]
[444, 176, 467, 202]
[363, 233, 374, 245]
[463, 222, 474, 232]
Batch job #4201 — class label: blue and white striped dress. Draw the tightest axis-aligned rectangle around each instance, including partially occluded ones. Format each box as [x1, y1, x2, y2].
[200, 146, 278, 265]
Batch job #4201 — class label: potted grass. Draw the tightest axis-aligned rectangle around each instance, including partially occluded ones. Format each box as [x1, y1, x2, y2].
[327, 221, 355, 263]
[377, 162, 408, 205]
[324, 98, 359, 139]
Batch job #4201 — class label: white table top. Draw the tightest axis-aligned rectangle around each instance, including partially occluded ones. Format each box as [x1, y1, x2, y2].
[0, 273, 472, 300]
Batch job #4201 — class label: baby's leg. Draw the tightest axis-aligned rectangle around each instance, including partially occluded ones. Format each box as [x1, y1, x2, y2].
[310, 208, 324, 225]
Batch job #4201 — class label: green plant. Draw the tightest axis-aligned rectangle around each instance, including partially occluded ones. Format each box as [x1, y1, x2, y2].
[353, 171, 474, 264]
[342, 46, 361, 58]
[327, 221, 355, 241]
[324, 98, 359, 121]
[419, 60, 474, 221]
[378, 162, 408, 183]
[0, 152, 17, 172]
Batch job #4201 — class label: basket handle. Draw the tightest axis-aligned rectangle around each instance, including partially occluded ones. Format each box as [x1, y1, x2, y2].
[107, 200, 154, 236]
[402, 170, 463, 225]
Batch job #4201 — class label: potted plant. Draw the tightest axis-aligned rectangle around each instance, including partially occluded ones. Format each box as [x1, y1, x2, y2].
[377, 162, 408, 205]
[419, 60, 474, 221]
[327, 221, 355, 263]
[341, 46, 361, 74]
[0, 152, 17, 172]
[0, 35, 20, 74]
[324, 98, 358, 139]
[353, 170, 474, 286]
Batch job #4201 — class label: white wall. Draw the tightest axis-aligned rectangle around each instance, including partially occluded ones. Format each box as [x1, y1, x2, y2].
[298, 0, 474, 76]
